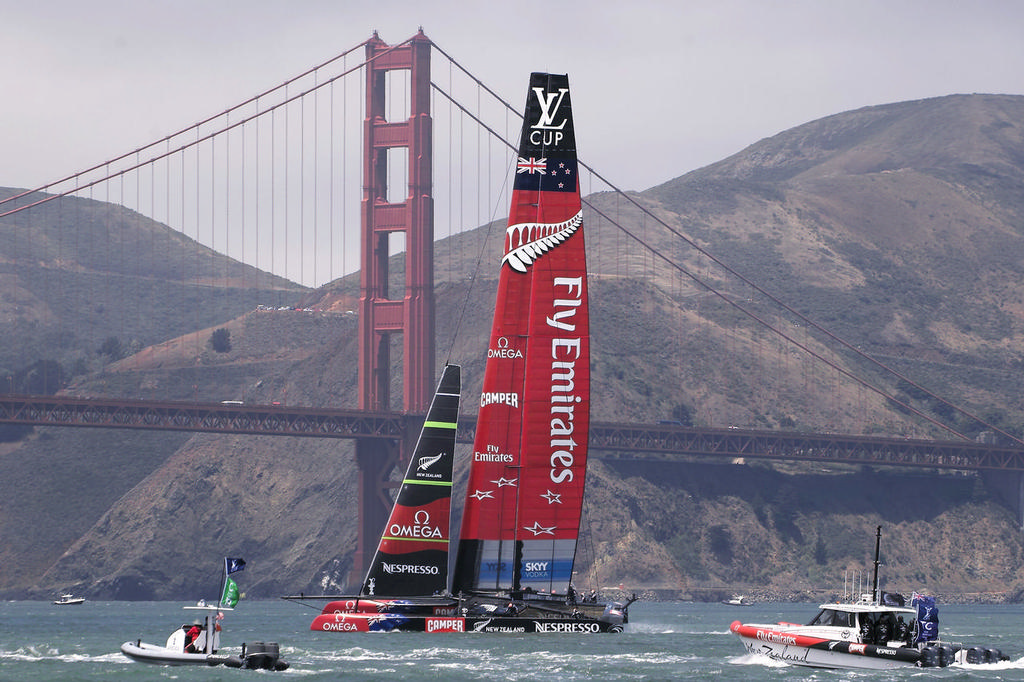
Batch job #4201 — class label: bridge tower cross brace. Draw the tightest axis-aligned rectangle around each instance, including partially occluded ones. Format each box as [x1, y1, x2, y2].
[352, 31, 435, 585]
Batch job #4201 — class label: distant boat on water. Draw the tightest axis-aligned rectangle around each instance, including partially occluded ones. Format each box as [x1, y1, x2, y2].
[721, 595, 752, 606]
[53, 593, 85, 605]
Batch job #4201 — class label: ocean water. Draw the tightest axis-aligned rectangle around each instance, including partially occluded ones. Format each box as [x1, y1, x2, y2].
[3, 599, 1024, 680]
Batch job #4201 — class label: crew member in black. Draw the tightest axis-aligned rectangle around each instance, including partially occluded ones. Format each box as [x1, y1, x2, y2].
[859, 614, 875, 644]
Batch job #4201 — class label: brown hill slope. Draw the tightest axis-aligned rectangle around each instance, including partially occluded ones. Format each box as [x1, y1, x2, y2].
[0, 189, 305, 379]
[5, 94, 1024, 601]
[642, 94, 1024, 436]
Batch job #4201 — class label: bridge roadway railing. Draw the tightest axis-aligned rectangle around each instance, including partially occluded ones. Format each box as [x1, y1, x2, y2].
[2, 394, 1024, 471]
[0, 394, 406, 439]
[583, 422, 1024, 471]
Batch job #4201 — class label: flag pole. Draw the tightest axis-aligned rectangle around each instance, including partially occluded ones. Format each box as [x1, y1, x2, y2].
[218, 557, 227, 609]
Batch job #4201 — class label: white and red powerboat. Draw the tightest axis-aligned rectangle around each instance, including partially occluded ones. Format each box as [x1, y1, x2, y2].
[730, 527, 1009, 670]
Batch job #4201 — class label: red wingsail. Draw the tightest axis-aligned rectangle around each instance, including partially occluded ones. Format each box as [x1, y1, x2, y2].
[453, 73, 588, 596]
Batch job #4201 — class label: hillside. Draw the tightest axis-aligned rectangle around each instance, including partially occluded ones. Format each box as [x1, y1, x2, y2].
[643, 94, 1024, 436]
[4, 94, 1024, 601]
[0, 189, 306, 382]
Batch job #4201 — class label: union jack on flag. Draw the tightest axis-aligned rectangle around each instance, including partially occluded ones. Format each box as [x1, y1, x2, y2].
[516, 156, 547, 174]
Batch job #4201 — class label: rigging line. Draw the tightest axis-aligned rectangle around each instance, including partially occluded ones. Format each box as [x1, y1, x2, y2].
[0, 38, 374, 210]
[0, 36, 419, 221]
[442, 131, 517, 370]
[431, 73, 1015, 446]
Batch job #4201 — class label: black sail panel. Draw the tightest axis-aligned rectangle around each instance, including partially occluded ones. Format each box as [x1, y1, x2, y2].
[362, 364, 461, 596]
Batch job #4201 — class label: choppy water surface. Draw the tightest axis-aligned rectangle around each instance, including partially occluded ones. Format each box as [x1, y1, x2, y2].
[3, 599, 1024, 680]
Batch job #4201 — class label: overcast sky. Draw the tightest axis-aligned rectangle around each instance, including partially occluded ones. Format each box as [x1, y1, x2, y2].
[5, 0, 1023, 194]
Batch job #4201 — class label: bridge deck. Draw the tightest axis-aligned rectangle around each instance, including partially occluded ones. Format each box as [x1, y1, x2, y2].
[2, 394, 1021, 471]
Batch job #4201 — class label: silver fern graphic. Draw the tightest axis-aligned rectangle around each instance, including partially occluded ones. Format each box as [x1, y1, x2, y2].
[502, 210, 583, 273]
[417, 452, 443, 471]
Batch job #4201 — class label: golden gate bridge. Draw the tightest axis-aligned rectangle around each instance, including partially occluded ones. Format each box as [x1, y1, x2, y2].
[2, 31, 1023, 578]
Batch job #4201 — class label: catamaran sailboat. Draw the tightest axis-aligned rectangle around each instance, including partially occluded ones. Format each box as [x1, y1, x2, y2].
[289, 72, 634, 634]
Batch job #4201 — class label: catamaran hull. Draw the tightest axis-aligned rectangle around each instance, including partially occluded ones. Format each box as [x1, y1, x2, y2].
[729, 621, 969, 670]
[311, 613, 623, 633]
[318, 597, 459, 616]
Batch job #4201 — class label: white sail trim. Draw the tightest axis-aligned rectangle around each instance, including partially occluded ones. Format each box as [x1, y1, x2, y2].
[502, 210, 584, 273]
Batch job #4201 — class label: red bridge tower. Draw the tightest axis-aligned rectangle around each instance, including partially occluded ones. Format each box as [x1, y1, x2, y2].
[353, 31, 435, 584]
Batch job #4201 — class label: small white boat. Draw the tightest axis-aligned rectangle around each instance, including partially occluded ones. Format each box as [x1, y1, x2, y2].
[120, 604, 287, 670]
[730, 527, 1009, 670]
[121, 558, 287, 670]
[722, 595, 752, 606]
[53, 593, 85, 605]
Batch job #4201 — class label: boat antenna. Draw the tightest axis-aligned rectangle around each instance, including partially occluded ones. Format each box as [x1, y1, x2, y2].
[871, 525, 881, 605]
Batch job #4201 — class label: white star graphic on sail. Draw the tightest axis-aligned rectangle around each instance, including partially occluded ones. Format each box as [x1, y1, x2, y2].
[491, 477, 518, 488]
[523, 521, 556, 536]
[541, 490, 562, 504]
[470, 490, 494, 501]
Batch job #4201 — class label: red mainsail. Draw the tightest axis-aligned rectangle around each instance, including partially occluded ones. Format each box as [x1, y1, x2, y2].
[453, 73, 589, 596]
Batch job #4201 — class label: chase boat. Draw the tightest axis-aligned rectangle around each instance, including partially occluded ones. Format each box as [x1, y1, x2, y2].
[730, 527, 1008, 670]
[121, 558, 288, 670]
[120, 603, 287, 670]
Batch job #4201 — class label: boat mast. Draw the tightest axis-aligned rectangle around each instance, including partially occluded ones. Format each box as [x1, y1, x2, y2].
[871, 525, 881, 604]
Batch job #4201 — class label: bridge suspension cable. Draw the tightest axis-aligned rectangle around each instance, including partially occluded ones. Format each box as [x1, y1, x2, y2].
[0, 29, 1013, 448]
[426, 39, 1018, 447]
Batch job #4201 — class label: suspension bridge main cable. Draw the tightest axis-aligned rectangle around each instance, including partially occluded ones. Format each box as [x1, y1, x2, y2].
[430, 40, 1018, 446]
[0, 35, 417, 221]
[429, 81, 954, 430]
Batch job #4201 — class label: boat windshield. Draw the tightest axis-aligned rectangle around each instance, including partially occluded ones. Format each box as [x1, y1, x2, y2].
[806, 608, 854, 627]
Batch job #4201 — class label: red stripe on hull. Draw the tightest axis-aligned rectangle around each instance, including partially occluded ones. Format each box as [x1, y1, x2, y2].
[730, 621, 831, 649]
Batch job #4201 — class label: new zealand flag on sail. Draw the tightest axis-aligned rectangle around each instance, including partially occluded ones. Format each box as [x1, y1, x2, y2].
[514, 156, 578, 193]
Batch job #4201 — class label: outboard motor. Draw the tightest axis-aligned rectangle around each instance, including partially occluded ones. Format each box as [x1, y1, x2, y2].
[243, 642, 288, 670]
[936, 643, 958, 667]
[918, 645, 939, 668]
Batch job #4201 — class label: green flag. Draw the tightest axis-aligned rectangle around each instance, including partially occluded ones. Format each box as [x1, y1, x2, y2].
[221, 577, 240, 607]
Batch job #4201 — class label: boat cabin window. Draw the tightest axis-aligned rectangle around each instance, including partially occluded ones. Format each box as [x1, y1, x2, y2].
[831, 610, 853, 627]
[806, 608, 854, 627]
